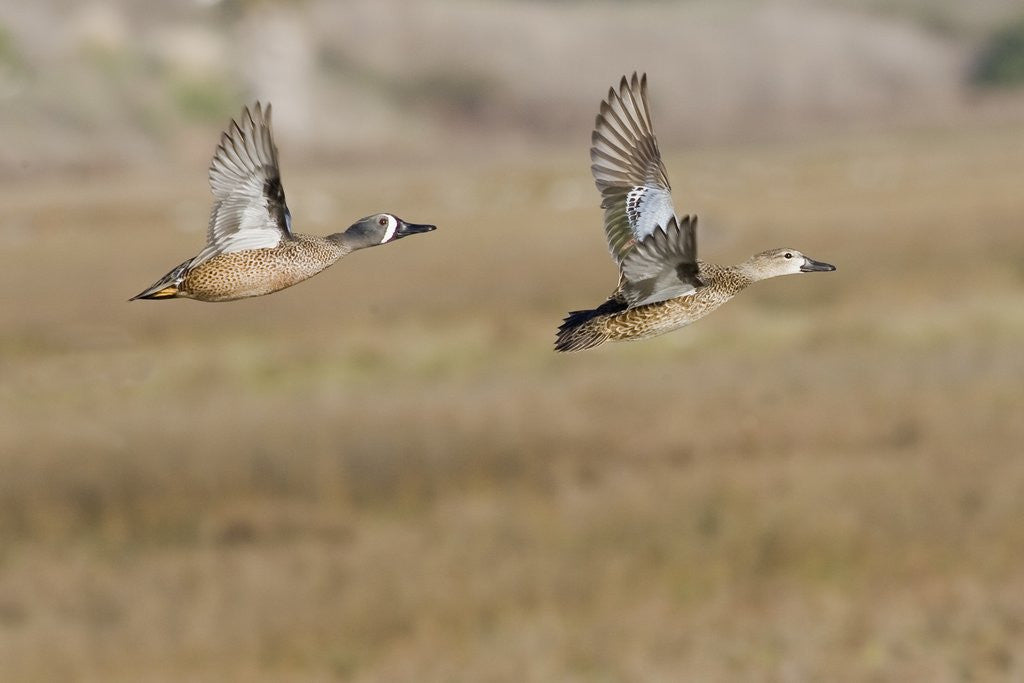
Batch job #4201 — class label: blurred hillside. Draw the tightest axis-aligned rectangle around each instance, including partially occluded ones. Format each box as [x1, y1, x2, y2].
[2, 0, 1024, 175]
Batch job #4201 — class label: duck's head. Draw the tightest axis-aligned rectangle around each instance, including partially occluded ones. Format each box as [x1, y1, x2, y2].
[343, 213, 436, 249]
[744, 248, 836, 281]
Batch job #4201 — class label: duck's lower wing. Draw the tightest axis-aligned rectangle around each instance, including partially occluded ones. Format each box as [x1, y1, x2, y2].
[619, 215, 700, 307]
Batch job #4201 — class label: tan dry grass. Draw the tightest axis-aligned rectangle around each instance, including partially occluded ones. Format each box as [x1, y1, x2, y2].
[1, 122, 1024, 680]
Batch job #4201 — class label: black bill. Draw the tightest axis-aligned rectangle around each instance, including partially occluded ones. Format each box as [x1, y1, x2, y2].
[396, 220, 437, 239]
[800, 256, 836, 272]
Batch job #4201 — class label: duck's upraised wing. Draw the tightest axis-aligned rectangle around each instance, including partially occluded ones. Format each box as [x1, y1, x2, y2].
[192, 102, 292, 268]
[591, 72, 676, 266]
[619, 215, 700, 307]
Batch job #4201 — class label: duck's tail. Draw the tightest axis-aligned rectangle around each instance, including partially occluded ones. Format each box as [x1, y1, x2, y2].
[554, 296, 627, 352]
[130, 259, 191, 301]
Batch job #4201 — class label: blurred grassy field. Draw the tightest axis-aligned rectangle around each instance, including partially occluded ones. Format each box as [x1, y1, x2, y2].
[1, 121, 1024, 681]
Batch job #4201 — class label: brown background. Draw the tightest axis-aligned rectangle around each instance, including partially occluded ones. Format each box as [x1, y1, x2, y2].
[2, 1, 1024, 680]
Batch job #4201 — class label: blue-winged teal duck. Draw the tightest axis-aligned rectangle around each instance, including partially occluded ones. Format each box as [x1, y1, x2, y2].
[132, 103, 435, 302]
[555, 73, 835, 352]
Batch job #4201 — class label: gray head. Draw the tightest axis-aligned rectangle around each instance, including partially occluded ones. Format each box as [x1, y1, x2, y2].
[743, 248, 836, 281]
[340, 213, 436, 250]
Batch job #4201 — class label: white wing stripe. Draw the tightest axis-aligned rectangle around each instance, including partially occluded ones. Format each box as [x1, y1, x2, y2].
[590, 73, 679, 266]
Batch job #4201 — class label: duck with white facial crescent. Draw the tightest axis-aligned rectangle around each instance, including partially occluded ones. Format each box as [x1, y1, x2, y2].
[132, 103, 436, 303]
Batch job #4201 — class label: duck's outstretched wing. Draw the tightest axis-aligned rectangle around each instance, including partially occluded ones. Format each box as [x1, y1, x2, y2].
[590, 72, 677, 266]
[619, 215, 700, 307]
[192, 102, 293, 268]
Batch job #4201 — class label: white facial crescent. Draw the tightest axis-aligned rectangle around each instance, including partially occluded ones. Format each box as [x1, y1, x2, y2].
[381, 215, 398, 243]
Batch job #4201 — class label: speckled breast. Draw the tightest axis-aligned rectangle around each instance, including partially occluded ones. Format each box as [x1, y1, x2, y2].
[604, 286, 735, 342]
[181, 239, 340, 302]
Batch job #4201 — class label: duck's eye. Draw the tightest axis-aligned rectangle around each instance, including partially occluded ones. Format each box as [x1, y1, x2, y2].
[784, 252, 793, 259]
[378, 217, 389, 226]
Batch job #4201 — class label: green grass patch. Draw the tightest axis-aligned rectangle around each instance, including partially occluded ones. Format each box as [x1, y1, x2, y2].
[973, 17, 1024, 88]
[169, 75, 241, 123]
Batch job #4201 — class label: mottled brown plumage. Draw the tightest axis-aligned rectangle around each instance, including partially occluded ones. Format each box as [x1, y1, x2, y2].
[558, 260, 757, 352]
[132, 102, 435, 303]
[555, 74, 835, 352]
[174, 236, 348, 302]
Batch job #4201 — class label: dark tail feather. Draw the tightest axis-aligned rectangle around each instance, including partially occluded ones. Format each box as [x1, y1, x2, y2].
[130, 259, 190, 301]
[554, 296, 627, 352]
[130, 286, 178, 301]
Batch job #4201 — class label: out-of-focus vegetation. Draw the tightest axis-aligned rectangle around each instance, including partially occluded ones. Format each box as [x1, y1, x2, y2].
[2, 1, 1024, 680]
[2, 119, 1024, 680]
[973, 16, 1024, 87]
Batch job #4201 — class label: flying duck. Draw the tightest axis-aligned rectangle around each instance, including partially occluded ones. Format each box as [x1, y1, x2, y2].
[555, 73, 835, 352]
[132, 103, 435, 302]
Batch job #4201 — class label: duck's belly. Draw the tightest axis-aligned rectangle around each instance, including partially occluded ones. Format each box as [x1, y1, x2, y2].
[605, 293, 730, 342]
[605, 309, 695, 342]
[181, 250, 325, 302]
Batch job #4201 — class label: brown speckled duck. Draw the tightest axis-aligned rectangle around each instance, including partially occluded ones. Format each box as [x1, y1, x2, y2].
[131, 103, 435, 302]
[555, 73, 835, 352]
